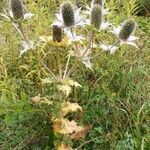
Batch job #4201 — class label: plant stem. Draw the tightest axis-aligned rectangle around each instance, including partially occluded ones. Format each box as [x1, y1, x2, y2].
[81, 30, 94, 58]
[18, 22, 31, 48]
[70, 27, 80, 56]
[63, 53, 71, 79]
[40, 60, 57, 80]
[63, 27, 76, 79]
[66, 30, 95, 78]
[56, 48, 62, 79]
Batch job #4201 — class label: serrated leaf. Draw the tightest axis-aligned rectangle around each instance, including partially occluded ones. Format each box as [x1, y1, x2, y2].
[62, 102, 82, 116]
[53, 118, 83, 135]
[57, 84, 72, 97]
[58, 79, 82, 97]
[32, 96, 53, 105]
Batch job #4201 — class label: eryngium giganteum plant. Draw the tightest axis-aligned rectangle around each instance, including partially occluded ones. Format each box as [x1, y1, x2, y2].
[11, 0, 24, 20]
[90, 4, 102, 29]
[118, 20, 136, 41]
[61, 3, 75, 27]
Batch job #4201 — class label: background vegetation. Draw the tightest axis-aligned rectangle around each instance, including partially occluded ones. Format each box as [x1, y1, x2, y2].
[0, 0, 149, 149]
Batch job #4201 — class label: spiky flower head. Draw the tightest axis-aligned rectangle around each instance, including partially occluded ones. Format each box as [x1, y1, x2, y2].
[61, 3, 75, 27]
[92, 0, 102, 6]
[53, 25, 62, 43]
[90, 4, 102, 30]
[11, 0, 24, 20]
[118, 20, 136, 41]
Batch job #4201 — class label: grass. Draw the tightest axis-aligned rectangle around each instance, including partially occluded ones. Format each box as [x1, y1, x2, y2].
[0, 0, 150, 149]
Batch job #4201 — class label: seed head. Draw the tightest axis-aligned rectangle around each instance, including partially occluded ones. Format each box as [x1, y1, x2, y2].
[11, 0, 24, 20]
[61, 3, 75, 27]
[118, 20, 136, 41]
[53, 25, 62, 43]
[93, 0, 102, 6]
[90, 4, 102, 30]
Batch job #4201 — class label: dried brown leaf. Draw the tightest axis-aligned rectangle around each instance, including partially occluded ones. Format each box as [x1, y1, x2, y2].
[71, 125, 92, 140]
[53, 118, 84, 135]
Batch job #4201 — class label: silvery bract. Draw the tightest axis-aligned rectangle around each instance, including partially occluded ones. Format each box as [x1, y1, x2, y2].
[52, 3, 84, 28]
[100, 44, 118, 54]
[11, 0, 24, 20]
[100, 20, 138, 54]
[112, 20, 138, 48]
[64, 28, 85, 44]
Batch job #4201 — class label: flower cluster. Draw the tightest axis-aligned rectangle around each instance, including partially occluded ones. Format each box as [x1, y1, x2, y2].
[49, 0, 138, 70]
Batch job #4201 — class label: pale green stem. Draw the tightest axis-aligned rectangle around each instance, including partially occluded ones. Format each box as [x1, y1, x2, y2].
[40, 60, 57, 80]
[63, 27, 75, 79]
[63, 53, 71, 79]
[66, 30, 95, 78]
[56, 48, 62, 79]
[81, 30, 94, 59]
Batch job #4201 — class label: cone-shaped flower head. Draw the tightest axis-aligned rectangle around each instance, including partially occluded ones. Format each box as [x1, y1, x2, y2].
[11, 0, 24, 20]
[53, 25, 62, 43]
[118, 20, 136, 41]
[92, 0, 102, 6]
[61, 3, 75, 27]
[90, 4, 102, 29]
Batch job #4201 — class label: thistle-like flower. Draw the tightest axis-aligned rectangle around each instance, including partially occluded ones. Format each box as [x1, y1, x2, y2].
[112, 19, 138, 48]
[100, 20, 138, 54]
[11, 0, 24, 20]
[62, 3, 75, 27]
[52, 2, 84, 28]
[85, 0, 109, 17]
[0, 0, 34, 21]
[86, 4, 110, 30]
[90, 4, 102, 30]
